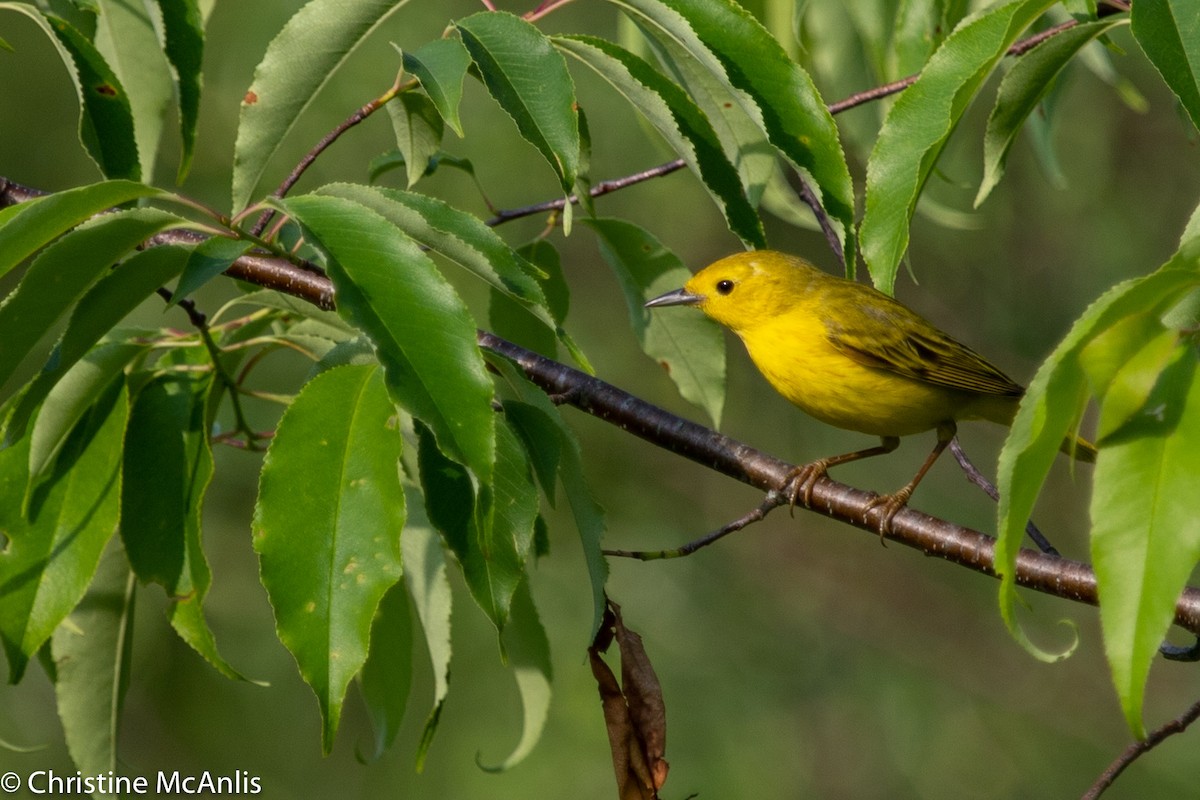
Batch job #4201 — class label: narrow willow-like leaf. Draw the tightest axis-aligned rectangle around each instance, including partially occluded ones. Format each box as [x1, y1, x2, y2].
[637, 13, 773, 208]
[10, 336, 148, 466]
[1080, 313, 1180, 442]
[51, 537, 135, 778]
[995, 249, 1200, 658]
[455, 12, 579, 194]
[416, 418, 533, 630]
[254, 364, 404, 753]
[554, 34, 764, 249]
[316, 182, 588, 366]
[0, 207, 181, 394]
[0, 6, 142, 180]
[488, 239, 574, 362]
[399, 38, 470, 137]
[1091, 347, 1200, 738]
[122, 367, 246, 680]
[400, 494, 452, 772]
[276, 193, 495, 484]
[613, 0, 855, 264]
[480, 580, 552, 771]
[171, 234, 253, 304]
[153, 0, 205, 180]
[494, 361, 608, 635]
[316, 183, 548, 313]
[95, 0, 173, 181]
[977, 18, 1126, 206]
[386, 92, 444, 188]
[358, 581, 413, 761]
[0, 377, 127, 682]
[231, 0, 412, 210]
[1131, 1, 1200, 132]
[0, 179, 158, 281]
[586, 218, 726, 427]
[861, 0, 1058, 293]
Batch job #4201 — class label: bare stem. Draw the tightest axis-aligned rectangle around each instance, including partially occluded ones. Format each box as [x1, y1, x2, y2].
[250, 78, 410, 236]
[1081, 697, 1200, 800]
[603, 492, 786, 560]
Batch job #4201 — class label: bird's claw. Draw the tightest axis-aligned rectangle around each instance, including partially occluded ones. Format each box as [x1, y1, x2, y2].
[782, 461, 829, 517]
[863, 489, 913, 543]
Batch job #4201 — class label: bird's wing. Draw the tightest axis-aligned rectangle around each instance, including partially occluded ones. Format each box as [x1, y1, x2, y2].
[823, 293, 1024, 397]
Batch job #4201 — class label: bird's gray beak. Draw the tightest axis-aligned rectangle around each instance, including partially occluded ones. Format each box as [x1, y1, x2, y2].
[644, 288, 704, 308]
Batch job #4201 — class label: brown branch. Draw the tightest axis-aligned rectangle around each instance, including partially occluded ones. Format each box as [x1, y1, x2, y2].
[1081, 697, 1200, 799]
[3, 175, 1199, 636]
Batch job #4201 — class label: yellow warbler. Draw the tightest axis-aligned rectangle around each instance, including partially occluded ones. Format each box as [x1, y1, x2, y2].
[646, 250, 1094, 531]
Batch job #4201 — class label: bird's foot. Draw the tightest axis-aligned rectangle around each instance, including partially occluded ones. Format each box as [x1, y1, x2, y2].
[863, 488, 914, 543]
[782, 461, 830, 517]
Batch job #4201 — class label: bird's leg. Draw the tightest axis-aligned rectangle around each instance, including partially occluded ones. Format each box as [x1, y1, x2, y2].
[866, 421, 956, 537]
[783, 436, 901, 516]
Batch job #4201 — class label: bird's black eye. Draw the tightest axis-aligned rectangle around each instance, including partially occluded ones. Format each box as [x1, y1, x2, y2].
[716, 279, 735, 295]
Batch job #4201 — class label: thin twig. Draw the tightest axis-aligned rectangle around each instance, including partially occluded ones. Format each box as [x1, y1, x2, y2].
[793, 172, 844, 268]
[525, 0, 574, 22]
[948, 438, 1057, 555]
[484, 160, 689, 227]
[1081, 697, 1200, 800]
[603, 492, 786, 560]
[250, 79, 409, 236]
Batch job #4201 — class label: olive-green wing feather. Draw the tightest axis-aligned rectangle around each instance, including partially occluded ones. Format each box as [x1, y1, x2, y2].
[821, 284, 1023, 397]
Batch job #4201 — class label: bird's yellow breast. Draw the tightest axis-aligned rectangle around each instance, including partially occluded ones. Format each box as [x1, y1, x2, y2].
[738, 310, 971, 437]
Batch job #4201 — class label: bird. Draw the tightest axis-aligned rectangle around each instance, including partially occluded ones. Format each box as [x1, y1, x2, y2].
[645, 250, 1095, 533]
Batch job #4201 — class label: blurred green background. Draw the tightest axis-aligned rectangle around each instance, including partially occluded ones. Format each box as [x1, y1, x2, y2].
[2, 1, 1199, 797]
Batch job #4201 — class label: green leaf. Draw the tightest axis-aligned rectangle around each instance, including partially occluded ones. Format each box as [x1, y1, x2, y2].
[586, 218, 726, 427]
[0, 179, 159, 281]
[276, 193, 495, 484]
[635, 13, 774, 208]
[861, 0, 1058, 293]
[50, 537, 135, 777]
[399, 37, 470, 137]
[1079, 313, 1180, 442]
[26, 338, 150, 484]
[95, 0, 173, 181]
[488, 240, 574, 361]
[0, 6, 141, 180]
[0, 376, 127, 682]
[122, 369, 245, 680]
[977, 18, 1126, 206]
[1091, 346, 1200, 738]
[494, 361, 607, 635]
[171, 234, 254, 304]
[554, 34, 764, 249]
[614, 0, 855, 264]
[996, 247, 1200, 659]
[480, 580, 552, 771]
[358, 580, 413, 761]
[253, 364, 404, 753]
[399, 494, 452, 772]
[455, 12, 579, 194]
[675, 0, 853, 249]
[385, 92, 444, 188]
[1131, 0, 1200, 133]
[316, 183, 548, 312]
[0, 207, 182, 399]
[416, 418, 534, 630]
[152, 0, 205, 181]
[231, 0, 413, 210]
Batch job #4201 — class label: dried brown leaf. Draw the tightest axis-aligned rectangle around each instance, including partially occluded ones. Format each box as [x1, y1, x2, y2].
[590, 646, 655, 800]
[615, 616, 668, 790]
